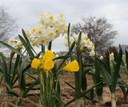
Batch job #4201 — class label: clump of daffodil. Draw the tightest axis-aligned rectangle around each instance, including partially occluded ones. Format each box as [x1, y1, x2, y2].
[26, 12, 67, 46]
[31, 50, 79, 107]
[8, 37, 23, 50]
[64, 32, 95, 56]
[31, 50, 55, 71]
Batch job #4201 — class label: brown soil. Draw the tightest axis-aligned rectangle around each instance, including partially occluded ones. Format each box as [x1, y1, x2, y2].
[0, 73, 128, 107]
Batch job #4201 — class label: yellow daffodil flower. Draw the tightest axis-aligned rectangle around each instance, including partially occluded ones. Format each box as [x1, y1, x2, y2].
[62, 60, 79, 72]
[31, 50, 55, 71]
[31, 58, 41, 69]
[41, 50, 55, 63]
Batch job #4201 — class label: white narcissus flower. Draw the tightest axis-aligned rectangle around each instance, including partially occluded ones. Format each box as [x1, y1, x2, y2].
[47, 27, 56, 41]
[90, 50, 95, 56]
[37, 34, 49, 46]
[64, 36, 74, 47]
[84, 35, 88, 40]
[8, 37, 17, 45]
[15, 41, 23, 50]
[25, 30, 30, 37]
[72, 33, 79, 41]
[81, 33, 88, 40]
[100, 56, 103, 60]
[64, 32, 95, 56]
[8, 37, 23, 50]
[26, 12, 67, 47]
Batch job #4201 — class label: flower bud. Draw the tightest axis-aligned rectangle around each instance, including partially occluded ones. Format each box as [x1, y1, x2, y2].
[99, 56, 103, 60]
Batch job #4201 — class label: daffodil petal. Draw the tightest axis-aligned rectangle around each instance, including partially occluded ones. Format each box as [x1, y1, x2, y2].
[31, 58, 40, 69]
[43, 59, 54, 71]
[42, 50, 55, 62]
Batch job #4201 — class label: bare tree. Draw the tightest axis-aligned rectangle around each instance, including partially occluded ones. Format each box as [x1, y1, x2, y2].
[71, 17, 117, 55]
[0, 6, 16, 43]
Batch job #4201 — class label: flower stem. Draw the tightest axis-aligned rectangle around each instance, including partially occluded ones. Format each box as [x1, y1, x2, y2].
[98, 96, 104, 104]
[20, 89, 24, 97]
[111, 93, 116, 107]
[5, 93, 8, 107]
[41, 44, 45, 53]
[39, 71, 45, 105]
[75, 99, 80, 107]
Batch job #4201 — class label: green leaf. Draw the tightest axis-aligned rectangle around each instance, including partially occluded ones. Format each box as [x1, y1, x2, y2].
[81, 63, 89, 91]
[118, 81, 128, 88]
[18, 58, 27, 91]
[67, 23, 70, 50]
[75, 43, 82, 99]
[0, 41, 25, 58]
[12, 76, 19, 86]
[11, 54, 20, 86]
[22, 29, 37, 55]
[8, 54, 14, 85]
[41, 44, 45, 53]
[118, 80, 128, 100]
[94, 57, 103, 97]
[0, 65, 3, 73]
[22, 64, 31, 74]
[65, 81, 102, 106]
[25, 72, 37, 80]
[7, 91, 19, 97]
[56, 42, 75, 71]
[22, 52, 41, 74]
[111, 46, 122, 93]
[117, 78, 128, 82]
[80, 81, 103, 98]
[36, 51, 42, 58]
[84, 55, 95, 63]
[22, 78, 40, 98]
[5, 81, 12, 91]
[81, 72, 87, 91]
[53, 55, 70, 61]
[125, 50, 128, 69]
[64, 81, 75, 90]
[0, 53, 8, 82]
[67, 41, 75, 54]
[0, 75, 3, 84]
[22, 29, 30, 43]
[64, 98, 75, 107]
[83, 64, 94, 67]
[119, 86, 127, 100]
[48, 41, 52, 50]
[97, 59, 111, 86]
[19, 35, 35, 58]
[76, 32, 82, 54]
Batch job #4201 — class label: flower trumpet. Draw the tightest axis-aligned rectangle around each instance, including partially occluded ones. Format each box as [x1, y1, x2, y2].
[62, 60, 79, 72]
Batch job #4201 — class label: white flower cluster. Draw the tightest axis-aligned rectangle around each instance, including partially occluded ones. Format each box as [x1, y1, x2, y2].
[64, 33, 95, 56]
[8, 37, 23, 50]
[26, 12, 67, 46]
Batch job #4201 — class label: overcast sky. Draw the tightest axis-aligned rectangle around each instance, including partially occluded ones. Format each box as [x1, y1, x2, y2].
[0, 0, 128, 52]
